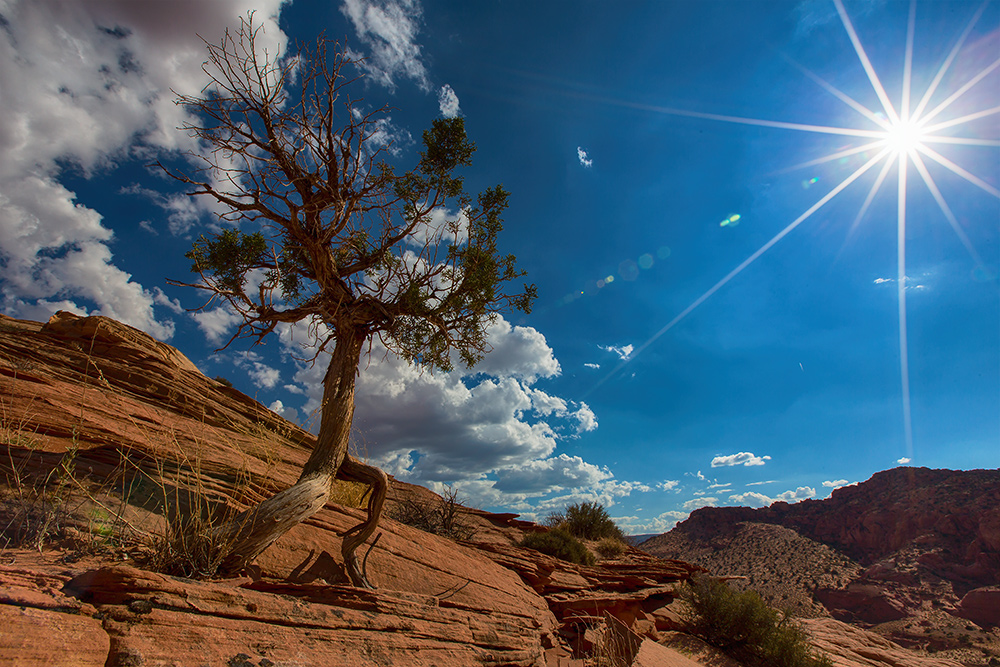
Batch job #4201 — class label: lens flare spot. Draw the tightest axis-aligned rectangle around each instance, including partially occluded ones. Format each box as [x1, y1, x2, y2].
[619, 259, 639, 281]
[802, 176, 820, 189]
[657, 245, 672, 259]
[719, 213, 741, 227]
[638, 253, 654, 269]
[605, 275, 614, 283]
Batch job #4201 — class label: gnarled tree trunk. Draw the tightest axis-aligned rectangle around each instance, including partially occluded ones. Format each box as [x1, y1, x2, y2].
[216, 327, 387, 588]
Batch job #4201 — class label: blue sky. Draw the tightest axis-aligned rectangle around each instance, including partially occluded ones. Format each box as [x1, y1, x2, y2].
[1, 0, 997, 533]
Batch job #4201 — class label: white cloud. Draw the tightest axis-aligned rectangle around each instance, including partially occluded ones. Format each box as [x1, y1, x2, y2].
[235, 351, 281, 390]
[615, 510, 689, 535]
[600, 343, 633, 361]
[0, 0, 287, 339]
[152, 288, 185, 315]
[728, 485, 816, 507]
[583, 362, 600, 369]
[268, 399, 298, 422]
[471, 317, 561, 383]
[873, 276, 928, 290]
[897, 457, 911, 464]
[657, 480, 679, 491]
[708, 482, 732, 489]
[493, 454, 610, 494]
[776, 486, 816, 502]
[822, 479, 850, 489]
[404, 205, 469, 248]
[192, 306, 243, 346]
[438, 84, 460, 118]
[286, 316, 594, 495]
[728, 491, 772, 507]
[746, 480, 776, 486]
[341, 0, 429, 91]
[577, 146, 593, 168]
[683, 497, 718, 511]
[711, 452, 772, 467]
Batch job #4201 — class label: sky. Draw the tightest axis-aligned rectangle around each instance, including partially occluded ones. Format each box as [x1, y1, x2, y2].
[1, 0, 997, 534]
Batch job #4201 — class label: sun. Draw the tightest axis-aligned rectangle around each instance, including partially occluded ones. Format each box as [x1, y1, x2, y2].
[595, 0, 999, 461]
[884, 118, 928, 156]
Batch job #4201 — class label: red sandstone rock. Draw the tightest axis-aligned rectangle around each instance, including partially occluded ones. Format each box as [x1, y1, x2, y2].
[1, 312, 982, 667]
[952, 586, 1000, 628]
[814, 584, 909, 624]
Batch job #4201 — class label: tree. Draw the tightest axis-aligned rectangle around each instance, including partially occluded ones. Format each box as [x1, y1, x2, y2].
[164, 15, 535, 588]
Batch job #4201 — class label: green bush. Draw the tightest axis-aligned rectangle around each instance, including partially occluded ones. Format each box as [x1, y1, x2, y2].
[520, 526, 595, 565]
[595, 537, 627, 559]
[681, 576, 832, 667]
[562, 502, 626, 541]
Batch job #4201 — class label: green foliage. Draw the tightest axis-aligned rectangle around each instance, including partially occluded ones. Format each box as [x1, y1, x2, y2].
[186, 229, 268, 295]
[595, 537, 627, 559]
[561, 502, 626, 541]
[519, 526, 595, 566]
[681, 576, 833, 667]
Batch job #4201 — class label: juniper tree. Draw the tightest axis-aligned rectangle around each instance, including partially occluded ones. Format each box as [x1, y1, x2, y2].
[165, 15, 534, 588]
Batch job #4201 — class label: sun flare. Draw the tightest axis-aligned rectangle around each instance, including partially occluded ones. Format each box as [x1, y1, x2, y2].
[884, 118, 928, 156]
[595, 0, 998, 462]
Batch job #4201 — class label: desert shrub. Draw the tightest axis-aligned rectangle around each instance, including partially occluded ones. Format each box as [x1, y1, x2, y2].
[388, 486, 476, 541]
[214, 376, 234, 388]
[595, 537, 627, 559]
[520, 526, 595, 565]
[681, 576, 832, 667]
[542, 510, 565, 528]
[562, 502, 626, 541]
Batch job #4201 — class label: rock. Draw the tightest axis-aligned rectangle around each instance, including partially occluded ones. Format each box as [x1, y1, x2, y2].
[802, 618, 965, 667]
[2, 312, 984, 666]
[0, 605, 109, 667]
[952, 586, 1000, 628]
[65, 565, 548, 666]
[815, 584, 909, 624]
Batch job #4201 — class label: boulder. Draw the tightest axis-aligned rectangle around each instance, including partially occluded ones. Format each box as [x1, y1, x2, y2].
[952, 586, 1000, 628]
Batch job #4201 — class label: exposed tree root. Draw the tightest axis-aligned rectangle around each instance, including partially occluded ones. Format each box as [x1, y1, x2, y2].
[336, 454, 388, 589]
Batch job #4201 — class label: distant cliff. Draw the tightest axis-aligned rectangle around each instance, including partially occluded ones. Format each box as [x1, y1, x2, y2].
[641, 467, 1000, 650]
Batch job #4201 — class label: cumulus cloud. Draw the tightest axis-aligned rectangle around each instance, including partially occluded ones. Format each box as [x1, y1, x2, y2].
[583, 362, 600, 369]
[729, 485, 816, 506]
[657, 480, 679, 491]
[897, 457, 911, 464]
[268, 399, 298, 422]
[340, 0, 429, 90]
[776, 486, 816, 502]
[285, 316, 599, 505]
[493, 454, 610, 494]
[438, 84, 460, 118]
[234, 351, 281, 389]
[0, 0, 287, 338]
[822, 479, 850, 489]
[192, 306, 244, 346]
[711, 452, 771, 467]
[577, 146, 593, 168]
[600, 344, 633, 361]
[728, 491, 772, 507]
[683, 497, 718, 511]
[615, 510, 689, 534]
[404, 205, 469, 248]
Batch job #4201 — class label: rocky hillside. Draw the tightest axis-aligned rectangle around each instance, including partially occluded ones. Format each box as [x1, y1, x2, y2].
[0, 312, 980, 667]
[641, 469, 1000, 662]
